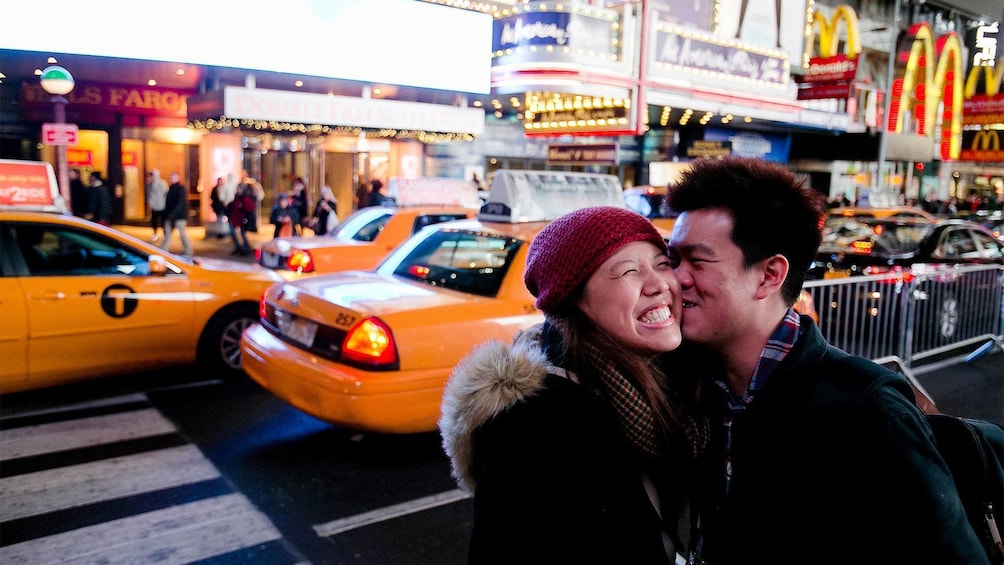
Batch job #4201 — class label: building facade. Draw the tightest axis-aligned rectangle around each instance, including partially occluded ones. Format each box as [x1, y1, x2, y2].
[1, 0, 1001, 225]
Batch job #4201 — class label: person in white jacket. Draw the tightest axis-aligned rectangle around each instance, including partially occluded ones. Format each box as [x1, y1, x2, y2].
[145, 169, 168, 241]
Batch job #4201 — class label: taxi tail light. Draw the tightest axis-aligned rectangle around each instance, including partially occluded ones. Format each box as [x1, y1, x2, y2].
[342, 317, 398, 366]
[259, 290, 268, 320]
[287, 250, 315, 273]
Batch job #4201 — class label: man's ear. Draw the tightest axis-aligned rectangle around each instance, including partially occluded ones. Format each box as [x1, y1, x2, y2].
[755, 254, 789, 299]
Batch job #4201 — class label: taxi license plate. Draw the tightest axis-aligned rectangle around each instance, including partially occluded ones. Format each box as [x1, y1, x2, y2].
[281, 318, 317, 347]
[261, 252, 281, 269]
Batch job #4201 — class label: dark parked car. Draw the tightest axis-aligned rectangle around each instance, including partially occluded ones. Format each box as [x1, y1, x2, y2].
[806, 217, 1003, 352]
[809, 217, 1003, 279]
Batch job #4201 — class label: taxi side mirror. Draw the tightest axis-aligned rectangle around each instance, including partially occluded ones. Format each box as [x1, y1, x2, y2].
[149, 254, 167, 275]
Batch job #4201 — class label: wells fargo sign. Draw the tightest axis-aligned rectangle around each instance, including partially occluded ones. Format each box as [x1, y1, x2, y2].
[798, 6, 861, 101]
[887, 22, 964, 161]
[960, 129, 1004, 162]
[21, 82, 193, 125]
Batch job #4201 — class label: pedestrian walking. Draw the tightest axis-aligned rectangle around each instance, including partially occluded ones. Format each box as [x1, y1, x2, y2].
[269, 192, 300, 239]
[85, 172, 113, 226]
[146, 169, 168, 242]
[228, 182, 257, 256]
[160, 172, 193, 256]
[308, 186, 339, 235]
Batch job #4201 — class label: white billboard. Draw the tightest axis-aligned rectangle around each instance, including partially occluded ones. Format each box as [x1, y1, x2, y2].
[1, 0, 493, 94]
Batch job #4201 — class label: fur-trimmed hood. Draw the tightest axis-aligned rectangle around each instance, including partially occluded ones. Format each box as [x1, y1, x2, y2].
[439, 326, 550, 492]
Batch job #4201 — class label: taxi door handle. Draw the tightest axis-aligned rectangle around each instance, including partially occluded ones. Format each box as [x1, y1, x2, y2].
[32, 291, 67, 301]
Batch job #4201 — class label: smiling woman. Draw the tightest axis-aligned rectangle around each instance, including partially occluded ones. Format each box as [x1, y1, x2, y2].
[439, 206, 707, 564]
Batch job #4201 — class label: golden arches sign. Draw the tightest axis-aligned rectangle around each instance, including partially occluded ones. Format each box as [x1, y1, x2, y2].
[960, 129, 1004, 162]
[888, 22, 964, 161]
[972, 129, 1001, 151]
[806, 5, 861, 59]
[965, 55, 1004, 98]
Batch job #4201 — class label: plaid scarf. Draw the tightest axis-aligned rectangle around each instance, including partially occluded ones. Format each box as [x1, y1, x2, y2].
[583, 342, 663, 460]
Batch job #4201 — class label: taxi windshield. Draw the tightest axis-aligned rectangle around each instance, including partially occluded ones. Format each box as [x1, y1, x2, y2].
[332, 208, 393, 242]
[387, 228, 521, 297]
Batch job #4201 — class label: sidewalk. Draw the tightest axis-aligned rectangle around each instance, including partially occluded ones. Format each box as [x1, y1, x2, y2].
[116, 221, 273, 263]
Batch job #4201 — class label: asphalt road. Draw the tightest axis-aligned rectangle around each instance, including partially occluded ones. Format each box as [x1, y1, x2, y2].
[1, 346, 999, 564]
[2, 221, 1000, 563]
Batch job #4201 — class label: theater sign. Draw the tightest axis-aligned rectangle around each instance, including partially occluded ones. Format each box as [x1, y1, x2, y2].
[187, 86, 486, 137]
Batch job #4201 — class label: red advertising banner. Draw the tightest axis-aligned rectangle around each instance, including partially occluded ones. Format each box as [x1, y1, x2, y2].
[0, 160, 59, 208]
[798, 54, 859, 83]
[963, 94, 1004, 126]
[797, 82, 853, 100]
[67, 149, 94, 166]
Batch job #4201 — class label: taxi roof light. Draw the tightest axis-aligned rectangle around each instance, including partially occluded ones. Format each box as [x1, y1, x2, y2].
[477, 170, 626, 223]
[342, 317, 398, 366]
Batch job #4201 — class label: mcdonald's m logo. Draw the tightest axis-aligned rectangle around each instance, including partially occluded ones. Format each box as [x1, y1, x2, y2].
[887, 22, 964, 161]
[960, 129, 1004, 162]
[806, 5, 861, 59]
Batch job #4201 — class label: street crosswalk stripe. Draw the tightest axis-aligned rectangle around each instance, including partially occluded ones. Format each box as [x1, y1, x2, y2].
[0, 492, 283, 565]
[0, 408, 177, 460]
[313, 488, 472, 537]
[0, 444, 219, 521]
[0, 393, 150, 427]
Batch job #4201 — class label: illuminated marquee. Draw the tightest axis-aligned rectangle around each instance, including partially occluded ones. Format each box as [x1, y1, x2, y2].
[523, 93, 634, 137]
[887, 22, 964, 161]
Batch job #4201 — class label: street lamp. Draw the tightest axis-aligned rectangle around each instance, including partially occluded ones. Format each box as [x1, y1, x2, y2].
[39, 65, 75, 210]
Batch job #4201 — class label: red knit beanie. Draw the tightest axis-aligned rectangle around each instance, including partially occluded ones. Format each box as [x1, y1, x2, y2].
[524, 206, 667, 314]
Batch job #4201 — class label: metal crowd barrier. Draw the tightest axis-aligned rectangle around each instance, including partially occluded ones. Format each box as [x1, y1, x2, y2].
[802, 264, 1004, 367]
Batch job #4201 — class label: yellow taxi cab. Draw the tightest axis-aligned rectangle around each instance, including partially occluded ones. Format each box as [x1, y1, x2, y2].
[240, 170, 629, 433]
[828, 206, 938, 222]
[0, 160, 283, 394]
[256, 178, 480, 279]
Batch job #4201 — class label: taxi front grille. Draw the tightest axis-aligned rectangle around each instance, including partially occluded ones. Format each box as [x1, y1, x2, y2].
[262, 303, 346, 361]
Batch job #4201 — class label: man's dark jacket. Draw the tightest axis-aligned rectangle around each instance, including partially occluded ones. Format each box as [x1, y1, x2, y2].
[689, 317, 988, 565]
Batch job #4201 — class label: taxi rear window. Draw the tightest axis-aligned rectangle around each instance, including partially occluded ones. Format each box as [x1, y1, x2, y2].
[392, 229, 521, 297]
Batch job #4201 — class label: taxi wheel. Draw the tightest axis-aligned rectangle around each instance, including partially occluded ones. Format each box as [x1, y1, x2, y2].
[198, 304, 259, 373]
